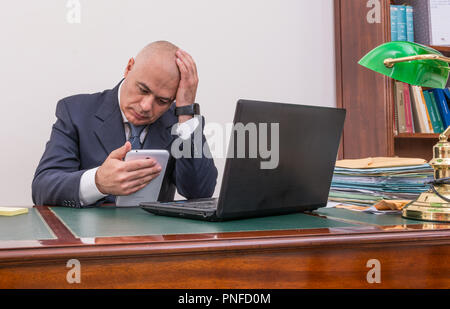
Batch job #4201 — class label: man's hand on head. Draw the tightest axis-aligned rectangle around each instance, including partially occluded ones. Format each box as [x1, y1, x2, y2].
[175, 49, 199, 123]
[95, 142, 162, 196]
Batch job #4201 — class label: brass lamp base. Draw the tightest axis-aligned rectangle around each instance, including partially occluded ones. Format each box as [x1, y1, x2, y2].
[402, 191, 450, 222]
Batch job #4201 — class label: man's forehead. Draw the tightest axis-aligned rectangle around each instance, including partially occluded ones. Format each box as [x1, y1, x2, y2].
[135, 80, 175, 100]
[133, 66, 178, 99]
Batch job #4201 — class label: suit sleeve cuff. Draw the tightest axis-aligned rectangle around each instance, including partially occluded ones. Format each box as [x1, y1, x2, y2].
[79, 167, 107, 206]
[173, 116, 200, 140]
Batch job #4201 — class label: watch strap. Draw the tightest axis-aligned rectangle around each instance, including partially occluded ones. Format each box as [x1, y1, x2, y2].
[175, 103, 200, 116]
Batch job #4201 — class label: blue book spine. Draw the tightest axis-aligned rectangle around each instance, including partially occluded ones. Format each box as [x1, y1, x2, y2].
[427, 90, 445, 133]
[397, 6, 407, 41]
[444, 88, 450, 130]
[406, 6, 414, 42]
[444, 88, 450, 101]
[432, 89, 450, 128]
[390, 5, 398, 41]
[423, 90, 441, 133]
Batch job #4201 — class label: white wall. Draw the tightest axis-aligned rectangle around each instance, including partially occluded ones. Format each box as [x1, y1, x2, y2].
[0, 0, 336, 206]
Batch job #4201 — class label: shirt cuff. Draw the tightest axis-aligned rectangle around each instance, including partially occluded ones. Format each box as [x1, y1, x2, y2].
[79, 167, 107, 206]
[173, 116, 200, 140]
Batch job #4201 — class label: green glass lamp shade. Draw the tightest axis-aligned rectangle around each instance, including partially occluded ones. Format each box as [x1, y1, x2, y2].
[359, 41, 449, 88]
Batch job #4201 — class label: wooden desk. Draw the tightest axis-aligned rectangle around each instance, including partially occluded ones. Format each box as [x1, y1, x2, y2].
[0, 206, 449, 288]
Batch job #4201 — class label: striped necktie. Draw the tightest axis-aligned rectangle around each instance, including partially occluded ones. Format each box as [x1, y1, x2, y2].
[128, 123, 146, 149]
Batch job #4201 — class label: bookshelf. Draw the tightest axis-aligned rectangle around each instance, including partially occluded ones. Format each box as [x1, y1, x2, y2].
[334, 0, 450, 161]
[396, 133, 440, 139]
[430, 45, 450, 54]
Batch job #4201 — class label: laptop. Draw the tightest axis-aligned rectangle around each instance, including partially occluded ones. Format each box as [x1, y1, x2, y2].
[140, 99, 346, 221]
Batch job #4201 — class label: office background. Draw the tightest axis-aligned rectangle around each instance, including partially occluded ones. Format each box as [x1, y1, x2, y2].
[0, 0, 335, 206]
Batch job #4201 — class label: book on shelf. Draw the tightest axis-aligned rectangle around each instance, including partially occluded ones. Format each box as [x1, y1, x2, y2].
[393, 84, 399, 135]
[408, 84, 422, 133]
[396, 5, 407, 41]
[390, 4, 414, 42]
[410, 85, 431, 133]
[406, 6, 414, 42]
[394, 81, 407, 133]
[422, 90, 443, 133]
[402, 82, 414, 133]
[426, 90, 445, 133]
[431, 88, 450, 129]
[427, 89, 445, 132]
[420, 89, 434, 132]
[390, 5, 398, 41]
[443, 88, 450, 129]
[444, 88, 450, 102]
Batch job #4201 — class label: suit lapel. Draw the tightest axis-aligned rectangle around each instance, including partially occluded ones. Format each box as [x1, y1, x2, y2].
[142, 107, 178, 150]
[94, 82, 126, 155]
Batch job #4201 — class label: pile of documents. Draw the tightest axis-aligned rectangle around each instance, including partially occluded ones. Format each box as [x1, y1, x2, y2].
[329, 157, 434, 209]
[0, 207, 28, 216]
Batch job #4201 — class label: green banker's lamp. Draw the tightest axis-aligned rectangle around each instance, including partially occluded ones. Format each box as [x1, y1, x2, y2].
[359, 41, 450, 222]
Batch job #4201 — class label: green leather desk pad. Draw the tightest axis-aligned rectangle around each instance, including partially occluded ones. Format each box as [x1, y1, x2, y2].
[313, 207, 420, 226]
[50, 206, 357, 238]
[0, 208, 55, 241]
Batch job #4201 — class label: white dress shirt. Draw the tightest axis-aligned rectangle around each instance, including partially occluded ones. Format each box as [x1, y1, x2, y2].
[78, 81, 199, 206]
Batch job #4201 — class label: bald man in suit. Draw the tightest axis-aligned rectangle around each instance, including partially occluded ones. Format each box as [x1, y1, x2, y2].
[32, 41, 218, 207]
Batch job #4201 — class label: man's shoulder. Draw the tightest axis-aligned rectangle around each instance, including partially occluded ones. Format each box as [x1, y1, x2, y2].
[56, 85, 119, 117]
[59, 88, 111, 108]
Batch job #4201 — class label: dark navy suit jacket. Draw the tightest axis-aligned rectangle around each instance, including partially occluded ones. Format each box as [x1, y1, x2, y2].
[32, 81, 218, 207]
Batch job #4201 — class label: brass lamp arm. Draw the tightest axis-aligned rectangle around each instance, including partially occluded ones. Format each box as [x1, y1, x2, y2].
[384, 54, 450, 68]
[439, 126, 450, 142]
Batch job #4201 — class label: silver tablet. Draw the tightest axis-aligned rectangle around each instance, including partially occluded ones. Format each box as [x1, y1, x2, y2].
[115, 149, 170, 207]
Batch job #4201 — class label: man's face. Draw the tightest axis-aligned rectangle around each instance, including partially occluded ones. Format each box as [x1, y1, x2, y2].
[120, 57, 179, 126]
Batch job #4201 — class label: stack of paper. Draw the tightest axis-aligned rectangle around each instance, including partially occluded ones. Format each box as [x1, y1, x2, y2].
[329, 158, 434, 208]
[0, 207, 29, 216]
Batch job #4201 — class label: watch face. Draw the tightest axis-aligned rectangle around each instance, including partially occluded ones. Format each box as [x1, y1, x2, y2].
[193, 103, 200, 115]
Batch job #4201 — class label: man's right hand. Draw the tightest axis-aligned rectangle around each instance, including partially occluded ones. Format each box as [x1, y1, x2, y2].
[95, 141, 162, 196]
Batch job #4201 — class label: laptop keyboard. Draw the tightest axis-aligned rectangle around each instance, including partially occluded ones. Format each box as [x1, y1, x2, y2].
[171, 198, 218, 210]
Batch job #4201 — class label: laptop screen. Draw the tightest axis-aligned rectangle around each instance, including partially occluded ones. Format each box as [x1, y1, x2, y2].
[216, 99, 346, 219]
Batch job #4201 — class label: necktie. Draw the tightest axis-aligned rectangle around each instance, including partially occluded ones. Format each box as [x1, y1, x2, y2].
[128, 123, 146, 149]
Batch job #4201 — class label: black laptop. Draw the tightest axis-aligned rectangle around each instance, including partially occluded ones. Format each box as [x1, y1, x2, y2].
[140, 99, 346, 221]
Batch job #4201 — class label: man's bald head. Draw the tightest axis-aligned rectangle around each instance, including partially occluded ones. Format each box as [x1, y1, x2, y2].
[133, 40, 181, 83]
[136, 40, 179, 60]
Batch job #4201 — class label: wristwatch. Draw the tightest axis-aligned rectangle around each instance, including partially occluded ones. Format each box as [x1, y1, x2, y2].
[174, 103, 200, 116]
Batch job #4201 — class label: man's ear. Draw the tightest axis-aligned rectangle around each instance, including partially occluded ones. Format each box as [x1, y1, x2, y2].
[124, 58, 135, 78]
